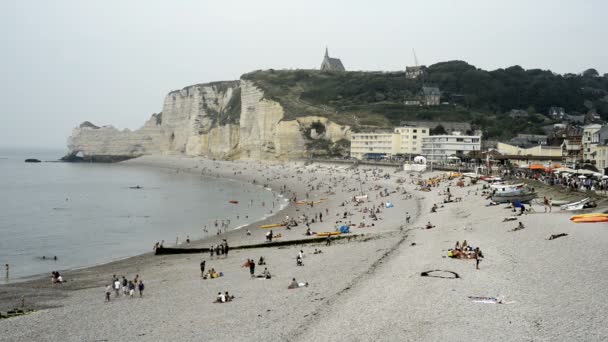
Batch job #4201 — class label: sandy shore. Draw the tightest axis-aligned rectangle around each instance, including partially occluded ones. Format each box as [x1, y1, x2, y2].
[2, 156, 607, 341]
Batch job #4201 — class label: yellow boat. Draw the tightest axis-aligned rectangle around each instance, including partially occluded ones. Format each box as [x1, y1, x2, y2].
[315, 232, 341, 237]
[259, 223, 283, 229]
[570, 213, 608, 221]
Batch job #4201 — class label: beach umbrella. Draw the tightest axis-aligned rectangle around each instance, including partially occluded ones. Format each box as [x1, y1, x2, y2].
[578, 175, 587, 179]
[529, 164, 544, 170]
[576, 169, 594, 175]
[602, 175, 608, 179]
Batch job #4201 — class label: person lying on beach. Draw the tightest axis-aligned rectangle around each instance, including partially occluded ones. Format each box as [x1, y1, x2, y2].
[216, 292, 226, 303]
[313, 249, 323, 254]
[548, 233, 568, 240]
[425, 221, 435, 229]
[288, 278, 309, 289]
[502, 217, 518, 222]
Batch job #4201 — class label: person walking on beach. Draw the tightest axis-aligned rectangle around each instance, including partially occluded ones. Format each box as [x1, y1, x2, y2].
[105, 284, 112, 302]
[543, 197, 550, 213]
[128, 281, 136, 298]
[113, 277, 121, 297]
[249, 259, 256, 278]
[325, 235, 331, 246]
[475, 247, 484, 270]
[138, 280, 145, 297]
[122, 276, 128, 295]
[200, 260, 206, 277]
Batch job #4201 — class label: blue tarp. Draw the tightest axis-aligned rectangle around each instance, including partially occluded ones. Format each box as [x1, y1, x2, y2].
[339, 225, 350, 234]
[513, 200, 522, 208]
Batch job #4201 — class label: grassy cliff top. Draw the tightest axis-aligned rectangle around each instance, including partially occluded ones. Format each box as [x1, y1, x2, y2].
[242, 62, 608, 139]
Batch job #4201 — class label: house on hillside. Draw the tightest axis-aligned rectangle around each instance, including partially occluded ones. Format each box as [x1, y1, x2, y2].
[422, 86, 440, 106]
[405, 66, 424, 79]
[320, 47, 345, 72]
[564, 114, 585, 124]
[548, 107, 566, 120]
[509, 134, 548, 148]
[508, 109, 528, 119]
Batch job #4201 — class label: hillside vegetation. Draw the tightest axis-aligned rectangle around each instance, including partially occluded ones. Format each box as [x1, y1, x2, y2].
[242, 61, 608, 140]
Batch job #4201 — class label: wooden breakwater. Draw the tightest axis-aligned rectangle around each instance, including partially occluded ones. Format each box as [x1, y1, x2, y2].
[154, 234, 366, 255]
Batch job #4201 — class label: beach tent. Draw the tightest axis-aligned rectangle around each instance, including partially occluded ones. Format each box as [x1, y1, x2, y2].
[339, 225, 350, 234]
[554, 167, 576, 173]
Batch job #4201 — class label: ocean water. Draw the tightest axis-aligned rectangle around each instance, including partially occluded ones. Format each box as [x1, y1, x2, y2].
[0, 149, 282, 283]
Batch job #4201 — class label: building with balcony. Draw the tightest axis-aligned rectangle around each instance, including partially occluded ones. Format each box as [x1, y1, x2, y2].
[421, 134, 481, 162]
[582, 124, 602, 161]
[350, 126, 429, 160]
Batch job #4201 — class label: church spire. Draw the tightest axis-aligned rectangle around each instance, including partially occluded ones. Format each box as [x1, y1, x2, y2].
[325, 46, 329, 57]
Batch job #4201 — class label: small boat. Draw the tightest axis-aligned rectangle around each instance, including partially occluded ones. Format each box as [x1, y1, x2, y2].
[316, 232, 341, 237]
[129, 185, 143, 189]
[570, 213, 608, 221]
[229, 200, 238, 204]
[259, 223, 283, 229]
[490, 183, 524, 192]
[560, 198, 590, 211]
[491, 191, 536, 203]
[571, 215, 608, 223]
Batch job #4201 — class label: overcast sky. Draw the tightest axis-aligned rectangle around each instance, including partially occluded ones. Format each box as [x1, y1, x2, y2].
[1, 0, 607, 149]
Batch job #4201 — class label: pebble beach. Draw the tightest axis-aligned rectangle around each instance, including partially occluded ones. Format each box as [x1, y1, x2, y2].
[1, 155, 607, 341]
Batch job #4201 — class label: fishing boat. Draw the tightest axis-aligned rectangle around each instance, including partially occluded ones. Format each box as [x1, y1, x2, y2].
[560, 198, 590, 211]
[491, 190, 537, 203]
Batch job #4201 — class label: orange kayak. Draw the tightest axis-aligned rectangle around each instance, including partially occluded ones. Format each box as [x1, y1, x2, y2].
[572, 216, 608, 223]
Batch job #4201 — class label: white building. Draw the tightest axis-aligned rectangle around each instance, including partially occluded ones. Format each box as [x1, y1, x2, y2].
[582, 124, 602, 161]
[350, 126, 429, 160]
[421, 133, 481, 162]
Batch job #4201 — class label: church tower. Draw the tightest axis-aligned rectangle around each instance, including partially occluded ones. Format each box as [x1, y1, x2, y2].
[320, 47, 345, 72]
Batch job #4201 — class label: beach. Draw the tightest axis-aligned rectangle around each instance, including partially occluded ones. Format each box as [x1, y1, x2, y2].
[1, 155, 607, 341]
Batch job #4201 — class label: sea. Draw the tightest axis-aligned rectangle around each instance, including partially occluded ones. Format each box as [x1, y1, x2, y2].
[0, 148, 282, 283]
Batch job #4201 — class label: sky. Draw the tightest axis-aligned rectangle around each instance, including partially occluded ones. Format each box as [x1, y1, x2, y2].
[1, 0, 607, 149]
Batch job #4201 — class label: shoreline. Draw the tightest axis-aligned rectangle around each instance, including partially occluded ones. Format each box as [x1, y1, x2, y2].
[0, 157, 291, 286]
[8, 156, 607, 341]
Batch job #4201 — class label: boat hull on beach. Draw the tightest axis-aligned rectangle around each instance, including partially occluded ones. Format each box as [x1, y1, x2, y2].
[491, 192, 537, 203]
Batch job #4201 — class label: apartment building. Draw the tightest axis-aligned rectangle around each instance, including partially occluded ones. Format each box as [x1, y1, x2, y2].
[350, 126, 429, 160]
[421, 133, 481, 162]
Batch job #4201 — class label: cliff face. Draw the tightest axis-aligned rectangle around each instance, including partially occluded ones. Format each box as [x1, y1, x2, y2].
[66, 79, 351, 161]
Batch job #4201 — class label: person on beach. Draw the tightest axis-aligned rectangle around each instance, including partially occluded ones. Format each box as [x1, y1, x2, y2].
[138, 280, 145, 297]
[113, 277, 121, 297]
[210, 245, 215, 258]
[249, 259, 256, 278]
[223, 240, 229, 257]
[200, 260, 206, 277]
[296, 255, 303, 266]
[128, 281, 136, 297]
[475, 247, 484, 270]
[216, 292, 226, 303]
[425, 221, 435, 229]
[288, 278, 308, 289]
[105, 284, 112, 302]
[326, 235, 331, 246]
[406, 212, 411, 224]
[258, 256, 266, 265]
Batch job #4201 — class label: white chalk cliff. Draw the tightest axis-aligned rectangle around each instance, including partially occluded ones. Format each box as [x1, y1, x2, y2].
[66, 79, 351, 161]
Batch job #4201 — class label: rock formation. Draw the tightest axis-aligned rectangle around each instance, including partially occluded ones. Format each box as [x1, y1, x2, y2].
[65, 78, 351, 161]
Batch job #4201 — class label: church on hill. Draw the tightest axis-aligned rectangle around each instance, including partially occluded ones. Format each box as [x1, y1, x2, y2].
[320, 47, 345, 72]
